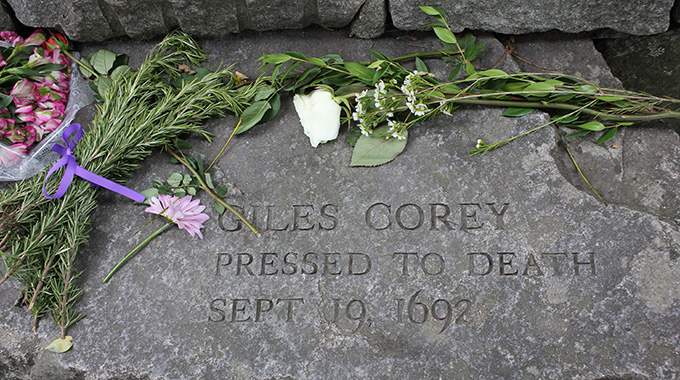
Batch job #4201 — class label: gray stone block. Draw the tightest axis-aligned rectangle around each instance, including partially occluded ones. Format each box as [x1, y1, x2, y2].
[101, 0, 173, 39]
[6, 0, 121, 42]
[169, 0, 239, 37]
[0, 3, 15, 31]
[390, 0, 675, 35]
[2, 28, 680, 380]
[350, 0, 386, 38]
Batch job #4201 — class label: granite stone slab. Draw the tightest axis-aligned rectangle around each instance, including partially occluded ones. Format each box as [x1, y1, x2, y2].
[1, 30, 680, 380]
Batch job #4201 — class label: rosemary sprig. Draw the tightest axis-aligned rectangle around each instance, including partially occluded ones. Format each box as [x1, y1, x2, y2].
[0, 31, 265, 341]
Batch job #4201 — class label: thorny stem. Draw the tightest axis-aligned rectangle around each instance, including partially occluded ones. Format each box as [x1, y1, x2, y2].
[168, 150, 261, 237]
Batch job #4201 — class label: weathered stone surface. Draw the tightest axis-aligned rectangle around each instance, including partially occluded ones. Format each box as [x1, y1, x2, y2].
[350, 0, 386, 38]
[390, 0, 675, 35]
[318, 0, 366, 28]
[1, 30, 680, 380]
[101, 0, 173, 39]
[170, 0, 239, 38]
[6, 0, 121, 42]
[0, 3, 15, 31]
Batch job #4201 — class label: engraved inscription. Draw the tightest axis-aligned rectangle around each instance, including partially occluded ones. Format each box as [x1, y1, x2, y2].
[208, 200, 598, 331]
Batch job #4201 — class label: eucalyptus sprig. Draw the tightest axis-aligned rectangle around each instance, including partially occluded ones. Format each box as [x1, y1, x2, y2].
[0, 31, 265, 347]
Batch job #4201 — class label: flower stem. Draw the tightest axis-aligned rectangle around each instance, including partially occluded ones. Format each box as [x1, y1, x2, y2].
[448, 98, 680, 122]
[168, 150, 261, 237]
[103, 222, 172, 283]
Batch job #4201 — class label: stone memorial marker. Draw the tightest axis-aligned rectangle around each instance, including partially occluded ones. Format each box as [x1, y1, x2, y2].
[1, 30, 679, 379]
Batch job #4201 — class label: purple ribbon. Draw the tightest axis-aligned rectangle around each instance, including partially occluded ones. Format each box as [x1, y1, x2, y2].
[42, 123, 146, 203]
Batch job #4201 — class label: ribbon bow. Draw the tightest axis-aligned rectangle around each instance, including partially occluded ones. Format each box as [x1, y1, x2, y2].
[42, 123, 146, 203]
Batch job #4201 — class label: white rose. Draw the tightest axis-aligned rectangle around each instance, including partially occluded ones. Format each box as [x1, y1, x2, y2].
[292, 89, 341, 148]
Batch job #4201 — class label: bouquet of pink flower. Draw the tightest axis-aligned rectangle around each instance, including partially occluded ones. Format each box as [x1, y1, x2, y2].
[0, 30, 72, 169]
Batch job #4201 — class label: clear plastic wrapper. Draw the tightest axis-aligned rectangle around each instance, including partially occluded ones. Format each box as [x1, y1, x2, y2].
[0, 54, 93, 181]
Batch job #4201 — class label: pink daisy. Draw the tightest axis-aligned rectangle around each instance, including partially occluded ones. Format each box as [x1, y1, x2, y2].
[145, 194, 209, 239]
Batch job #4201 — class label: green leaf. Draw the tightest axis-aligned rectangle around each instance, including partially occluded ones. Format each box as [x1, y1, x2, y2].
[78, 58, 96, 79]
[215, 185, 228, 197]
[321, 54, 343, 64]
[187, 187, 197, 196]
[140, 188, 159, 202]
[467, 69, 506, 79]
[597, 127, 618, 144]
[236, 100, 271, 134]
[577, 84, 598, 94]
[566, 130, 591, 138]
[346, 126, 362, 147]
[523, 82, 556, 92]
[205, 172, 215, 189]
[174, 139, 192, 150]
[254, 85, 276, 101]
[89, 49, 117, 75]
[167, 172, 183, 187]
[215, 201, 226, 214]
[344, 62, 374, 83]
[46, 336, 73, 353]
[261, 93, 281, 123]
[335, 83, 367, 97]
[0, 93, 13, 109]
[501, 107, 533, 117]
[174, 188, 186, 197]
[260, 53, 293, 65]
[292, 67, 320, 90]
[578, 121, 605, 131]
[350, 127, 409, 167]
[597, 95, 625, 102]
[110, 65, 131, 81]
[433, 27, 457, 45]
[96, 77, 112, 96]
[419, 6, 447, 24]
[182, 174, 192, 186]
[415, 57, 428, 73]
[465, 61, 475, 75]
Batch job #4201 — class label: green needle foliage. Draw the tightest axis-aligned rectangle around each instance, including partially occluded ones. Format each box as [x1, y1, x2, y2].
[0, 31, 264, 339]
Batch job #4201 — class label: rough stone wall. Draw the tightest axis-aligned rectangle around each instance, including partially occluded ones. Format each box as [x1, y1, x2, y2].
[0, 0, 678, 41]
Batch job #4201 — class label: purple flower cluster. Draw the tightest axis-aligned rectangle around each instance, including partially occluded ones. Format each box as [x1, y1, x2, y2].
[0, 30, 71, 165]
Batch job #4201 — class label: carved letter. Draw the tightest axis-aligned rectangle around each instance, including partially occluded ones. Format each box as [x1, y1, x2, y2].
[542, 253, 568, 276]
[487, 202, 510, 230]
[429, 203, 455, 230]
[209, 299, 226, 322]
[231, 299, 252, 322]
[522, 253, 544, 276]
[260, 252, 278, 275]
[216, 253, 232, 276]
[467, 252, 493, 275]
[572, 252, 596, 275]
[320, 204, 339, 230]
[460, 203, 483, 230]
[348, 252, 372, 275]
[218, 205, 244, 231]
[255, 299, 274, 322]
[421, 253, 445, 275]
[236, 253, 255, 275]
[393, 252, 418, 275]
[323, 253, 342, 275]
[498, 252, 518, 276]
[366, 203, 391, 230]
[293, 204, 315, 231]
[395, 203, 424, 230]
[277, 298, 304, 322]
